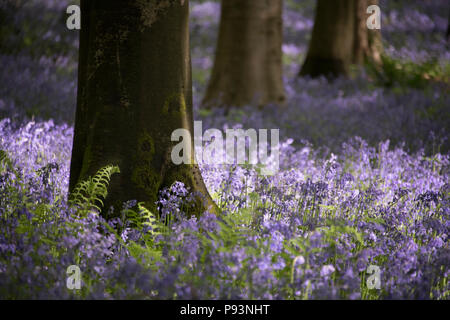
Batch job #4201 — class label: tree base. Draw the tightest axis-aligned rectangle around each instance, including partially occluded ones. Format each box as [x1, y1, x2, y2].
[299, 57, 349, 79]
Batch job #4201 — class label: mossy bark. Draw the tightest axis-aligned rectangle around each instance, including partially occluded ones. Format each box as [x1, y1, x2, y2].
[300, 0, 382, 78]
[69, 0, 216, 218]
[202, 0, 286, 108]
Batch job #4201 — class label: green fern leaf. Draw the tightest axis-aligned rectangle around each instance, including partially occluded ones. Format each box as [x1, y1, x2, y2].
[70, 165, 120, 215]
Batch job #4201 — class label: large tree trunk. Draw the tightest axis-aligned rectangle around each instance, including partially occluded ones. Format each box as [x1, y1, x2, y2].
[202, 0, 286, 108]
[69, 0, 215, 218]
[300, 0, 382, 78]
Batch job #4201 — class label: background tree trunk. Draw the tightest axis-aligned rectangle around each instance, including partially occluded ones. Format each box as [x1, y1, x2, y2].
[300, 0, 356, 78]
[353, 0, 382, 65]
[202, 0, 286, 108]
[300, 0, 382, 78]
[69, 0, 215, 218]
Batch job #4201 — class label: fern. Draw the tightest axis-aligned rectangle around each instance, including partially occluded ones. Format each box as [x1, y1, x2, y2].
[124, 202, 161, 239]
[138, 202, 160, 238]
[100, 201, 163, 270]
[123, 205, 163, 269]
[70, 165, 120, 214]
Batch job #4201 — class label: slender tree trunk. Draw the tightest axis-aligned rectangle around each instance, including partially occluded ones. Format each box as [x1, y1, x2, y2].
[353, 0, 382, 65]
[300, 0, 382, 78]
[70, 0, 215, 218]
[202, 0, 286, 108]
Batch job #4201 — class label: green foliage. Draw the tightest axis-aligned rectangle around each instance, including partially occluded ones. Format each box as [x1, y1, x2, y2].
[102, 204, 164, 271]
[367, 54, 450, 89]
[68, 164, 164, 269]
[0, 153, 68, 265]
[0, 149, 14, 174]
[70, 165, 120, 214]
[123, 202, 162, 240]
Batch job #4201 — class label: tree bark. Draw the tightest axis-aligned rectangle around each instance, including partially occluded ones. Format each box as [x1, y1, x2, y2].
[202, 0, 286, 108]
[300, 0, 382, 78]
[69, 0, 216, 218]
[353, 0, 382, 65]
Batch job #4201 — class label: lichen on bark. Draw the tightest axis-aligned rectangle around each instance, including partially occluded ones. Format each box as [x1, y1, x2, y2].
[162, 92, 187, 117]
[135, 0, 185, 30]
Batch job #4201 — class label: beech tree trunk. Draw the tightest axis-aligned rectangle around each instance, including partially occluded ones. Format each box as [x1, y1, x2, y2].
[202, 0, 286, 108]
[69, 0, 215, 218]
[300, 0, 382, 78]
[353, 0, 382, 65]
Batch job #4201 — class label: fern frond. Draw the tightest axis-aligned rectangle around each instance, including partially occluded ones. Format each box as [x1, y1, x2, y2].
[138, 202, 160, 238]
[70, 165, 120, 215]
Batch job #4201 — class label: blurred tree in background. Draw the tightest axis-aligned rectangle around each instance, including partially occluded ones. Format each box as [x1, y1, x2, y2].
[202, 0, 286, 108]
[300, 0, 382, 78]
